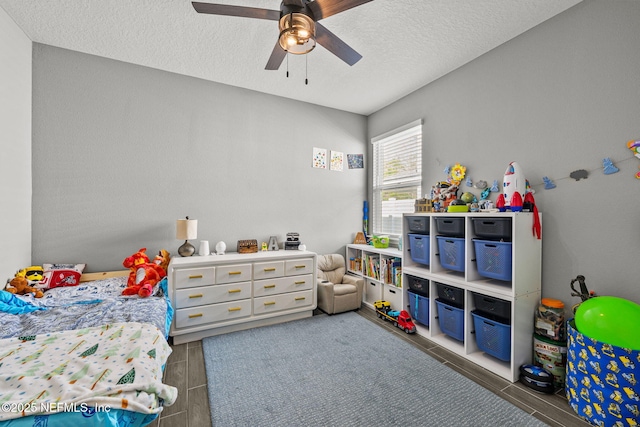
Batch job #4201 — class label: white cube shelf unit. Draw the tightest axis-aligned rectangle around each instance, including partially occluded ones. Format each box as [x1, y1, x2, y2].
[345, 244, 403, 310]
[402, 212, 542, 382]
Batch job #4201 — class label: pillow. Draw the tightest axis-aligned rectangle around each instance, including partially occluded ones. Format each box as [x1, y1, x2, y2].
[38, 263, 86, 289]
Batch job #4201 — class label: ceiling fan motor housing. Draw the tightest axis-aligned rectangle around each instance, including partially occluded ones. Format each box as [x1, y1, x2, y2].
[278, 3, 316, 54]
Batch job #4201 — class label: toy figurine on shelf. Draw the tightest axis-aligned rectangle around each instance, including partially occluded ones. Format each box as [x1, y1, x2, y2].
[503, 162, 527, 207]
[430, 181, 457, 211]
[450, 163, 467, 185]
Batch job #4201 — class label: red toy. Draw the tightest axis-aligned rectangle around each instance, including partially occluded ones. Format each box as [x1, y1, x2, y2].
[524, 192, 542, 239]
[510, 191, 523, 212]
[495, 193, 506, 212]
[122, 248, 167, 297]
[374, 300, 416, 334]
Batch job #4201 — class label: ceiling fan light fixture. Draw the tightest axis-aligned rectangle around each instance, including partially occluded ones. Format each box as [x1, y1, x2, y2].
[278, 12, 316, 54]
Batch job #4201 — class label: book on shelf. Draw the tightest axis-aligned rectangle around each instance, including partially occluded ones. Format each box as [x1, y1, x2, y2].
[382, 257, 402, 287]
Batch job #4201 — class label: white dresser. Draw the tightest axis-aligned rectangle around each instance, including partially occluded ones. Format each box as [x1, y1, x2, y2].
[168, 251, 317, 344]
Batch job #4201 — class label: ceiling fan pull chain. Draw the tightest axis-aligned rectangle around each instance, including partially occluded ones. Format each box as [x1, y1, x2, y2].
[305, 54, 308, 85]
[286, 54, 289, 78]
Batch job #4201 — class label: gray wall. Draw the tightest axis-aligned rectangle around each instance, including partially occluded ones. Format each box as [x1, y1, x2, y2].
[368, 0, 640, 305]
[32, 45, 367, 272]
[0, 7, 31, 281]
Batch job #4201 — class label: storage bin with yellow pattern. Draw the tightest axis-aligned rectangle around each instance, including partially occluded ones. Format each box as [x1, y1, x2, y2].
[566, 320, 639, 426]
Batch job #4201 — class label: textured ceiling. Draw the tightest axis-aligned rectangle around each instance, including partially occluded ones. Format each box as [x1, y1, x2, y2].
[0, 0, 581, 115]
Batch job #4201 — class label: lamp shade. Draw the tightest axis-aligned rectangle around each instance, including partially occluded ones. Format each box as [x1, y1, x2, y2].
[176, 219, 197, 240]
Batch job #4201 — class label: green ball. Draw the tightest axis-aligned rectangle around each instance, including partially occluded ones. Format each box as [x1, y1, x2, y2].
[575, 296, 640, 350]
[460, 192, 475, 204]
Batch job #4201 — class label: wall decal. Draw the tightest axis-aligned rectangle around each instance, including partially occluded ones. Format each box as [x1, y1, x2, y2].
[473, 180, 487, 189]
[312, 147, 327, 169]
[347, 154, 363, 169]
[542, 176, 557, 189]
[602, 158, 619, 175]
[570, 169, 589, 181]
[330, 151, 344, 171]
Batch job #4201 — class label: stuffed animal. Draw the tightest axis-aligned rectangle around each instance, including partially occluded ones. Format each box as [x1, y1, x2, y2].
[5, 276, 44, 298]
[153, 249, 171, 273]
[123, 248, 151, 288]
[122, 248, 168, 297]
[15, 266, 44, 283]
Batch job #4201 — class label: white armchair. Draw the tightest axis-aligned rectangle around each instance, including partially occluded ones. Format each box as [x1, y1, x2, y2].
[316, 254, 364, 315]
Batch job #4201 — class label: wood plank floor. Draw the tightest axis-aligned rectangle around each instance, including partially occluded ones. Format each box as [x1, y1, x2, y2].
[151, 308, 591, 426]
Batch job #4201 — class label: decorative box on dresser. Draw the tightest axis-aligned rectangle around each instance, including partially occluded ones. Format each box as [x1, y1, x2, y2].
[168, 251, 317, 344]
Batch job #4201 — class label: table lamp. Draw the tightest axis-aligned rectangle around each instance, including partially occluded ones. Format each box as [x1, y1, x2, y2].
[176, 216, 197, 257]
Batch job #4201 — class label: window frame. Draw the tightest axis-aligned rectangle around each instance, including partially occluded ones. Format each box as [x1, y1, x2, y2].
[370, 119, 423, 237]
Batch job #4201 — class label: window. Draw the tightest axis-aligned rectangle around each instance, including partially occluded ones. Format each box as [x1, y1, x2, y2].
[371, 120, 422, 236]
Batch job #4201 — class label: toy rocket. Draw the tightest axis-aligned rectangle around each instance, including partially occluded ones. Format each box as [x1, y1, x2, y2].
[503, 162, 526, 207]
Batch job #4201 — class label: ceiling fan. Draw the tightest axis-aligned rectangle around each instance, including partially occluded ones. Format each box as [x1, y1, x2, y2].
[192, 0, 373, 70]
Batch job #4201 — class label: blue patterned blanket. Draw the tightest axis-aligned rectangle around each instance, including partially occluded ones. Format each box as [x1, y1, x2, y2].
[0, 277, 173, 339]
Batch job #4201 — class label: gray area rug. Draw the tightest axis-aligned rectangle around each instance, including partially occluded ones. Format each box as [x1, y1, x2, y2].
[202, 311, 546, 426]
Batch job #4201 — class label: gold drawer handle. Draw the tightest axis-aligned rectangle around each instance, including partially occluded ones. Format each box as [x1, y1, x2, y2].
[294, 281, 305, 285]
[264, 301, 276, 306]
[228, 307, 242, 312]
[228, 289, 242, 294]
[188, 294, 203, 299]
[295, 297, 306, 301]
[264, 284, 276, 289]
[188, 275, 203, 279]
[228, 271, 242, 275]
[264, 267, 276, 272]
[188, 313, 203, 319]
[294, 265, 306, 269]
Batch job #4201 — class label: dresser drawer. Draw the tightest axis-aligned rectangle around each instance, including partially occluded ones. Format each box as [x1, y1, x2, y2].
[174, 266, 216, 289]
[253, 274, 313, 297]
[215, 263, 252, 284]
[253, 289, 313, 315]
[175, 299, 252, 328]
[253, 260, 285, 280]
[175, 281, 251, 308]
[285, 258, 314, 276]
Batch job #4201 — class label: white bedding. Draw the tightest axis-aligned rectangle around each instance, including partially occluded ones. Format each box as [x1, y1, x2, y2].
[0, 321, 177, 421]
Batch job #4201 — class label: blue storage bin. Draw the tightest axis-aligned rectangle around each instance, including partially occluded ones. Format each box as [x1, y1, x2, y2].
[472, 311, 511, 362]
[436, 236, 465, 272]
[473, 239, 512, 281]
[407, 291, 429, 326]
[436, 299, 464, 341]
[409, 234, 430, 266]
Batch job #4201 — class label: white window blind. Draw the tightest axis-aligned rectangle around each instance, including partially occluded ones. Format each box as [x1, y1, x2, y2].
[371, 120, 422, 236]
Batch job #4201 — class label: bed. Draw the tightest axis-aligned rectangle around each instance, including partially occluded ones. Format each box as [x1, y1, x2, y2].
[0, 271, 177, 427]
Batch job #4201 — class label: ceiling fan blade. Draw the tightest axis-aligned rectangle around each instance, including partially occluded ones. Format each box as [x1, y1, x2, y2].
[265, 42, 287, 70]
[307, 0, 373, 21]
[315, 23, 362, 66]
[192, 2, 280, 20]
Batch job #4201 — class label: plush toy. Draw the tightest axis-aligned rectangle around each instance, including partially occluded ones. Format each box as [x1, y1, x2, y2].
[122, 248, 168, 297]
[5, 276, 44, 298]
[153, 249, 171, 273]
[15, 266, 44, 283]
